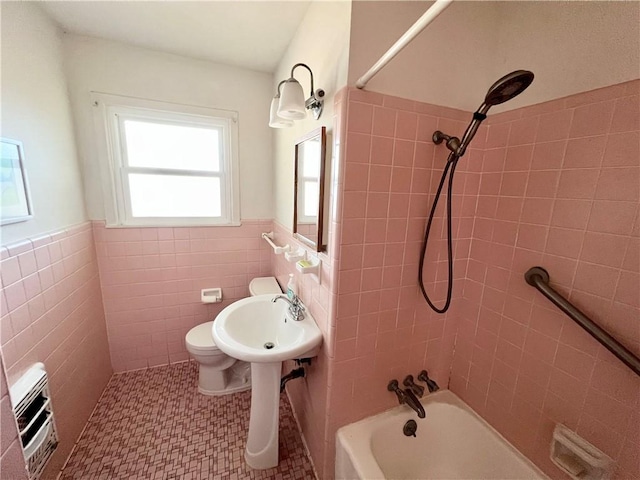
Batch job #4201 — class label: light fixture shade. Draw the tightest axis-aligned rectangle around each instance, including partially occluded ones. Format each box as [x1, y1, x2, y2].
[269, 97, 293, 128]
[277, 78, 306, 120]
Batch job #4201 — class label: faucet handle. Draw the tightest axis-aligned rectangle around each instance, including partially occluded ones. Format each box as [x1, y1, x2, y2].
[417, 370, 440, 393]
[403, 375, 425, 398]
[289, 293, 304, 308]
[387, 380, 405, 403]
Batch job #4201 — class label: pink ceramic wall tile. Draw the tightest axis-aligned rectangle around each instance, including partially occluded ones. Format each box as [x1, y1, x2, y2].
[396, 111, 418, 141]
[610, 95, 640, 133]
[563, 136, 607, 168]
[531, 140, 566, 170]
[0, 258, 21, 289]
[372, 107, 396, 137]
[345, 132, 371, 164]
[6, 241, 32, 257]
[603, 132, 640, 167]
[508, 116, 539, 146]
[536, 109, 573, 142]
[450, 80, 639, 479]
[569, 100, 615, 138]
[595, 167, 640, 202]
[0, 223, 112, 476]
[347, 102, 373, 134]
[526, 171, 560, 198]
[588, 200, 636, 235]
[558, 168, 601, 200]
[93, 220, 273, 372]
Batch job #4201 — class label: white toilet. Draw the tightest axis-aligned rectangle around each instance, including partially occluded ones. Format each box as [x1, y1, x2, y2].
[185, 277, 282, 395]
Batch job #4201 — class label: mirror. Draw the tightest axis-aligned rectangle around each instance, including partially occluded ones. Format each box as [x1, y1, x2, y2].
[294, 126, 327, 252]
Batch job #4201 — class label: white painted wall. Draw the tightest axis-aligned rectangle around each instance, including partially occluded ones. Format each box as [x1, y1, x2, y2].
[273, 1, 351, 229]
[348, 1, 640, 112]
[492, 1, 640, 111]
[0, 2, 87, 245]
[62, 34, 274, 221]
[349, 1, 499, 111]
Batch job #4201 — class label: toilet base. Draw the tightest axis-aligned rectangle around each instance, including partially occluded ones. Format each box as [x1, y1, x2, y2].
[198, 361, 251, 396]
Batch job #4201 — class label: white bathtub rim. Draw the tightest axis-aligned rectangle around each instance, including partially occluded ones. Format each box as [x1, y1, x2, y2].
[336, 389, 549, 480]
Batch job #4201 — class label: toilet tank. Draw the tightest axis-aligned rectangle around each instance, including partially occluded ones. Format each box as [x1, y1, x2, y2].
[249, 277, 282, 296]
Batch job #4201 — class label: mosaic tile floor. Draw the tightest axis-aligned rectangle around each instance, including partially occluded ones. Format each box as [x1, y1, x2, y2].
[60, 362, 316, 479]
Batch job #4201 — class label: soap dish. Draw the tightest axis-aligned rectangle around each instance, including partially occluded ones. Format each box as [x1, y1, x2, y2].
[550, 424, 613, 480]
[296, 256, 320, 281]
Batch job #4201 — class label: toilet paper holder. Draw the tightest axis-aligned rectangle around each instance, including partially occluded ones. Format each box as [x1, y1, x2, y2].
[201, 288, 222, 303]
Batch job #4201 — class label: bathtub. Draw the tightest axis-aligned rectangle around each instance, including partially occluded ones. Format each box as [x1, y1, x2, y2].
[335, 390, 547, 480]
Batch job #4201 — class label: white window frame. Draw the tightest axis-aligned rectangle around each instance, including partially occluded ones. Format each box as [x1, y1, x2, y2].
[91, 92, 240, 227]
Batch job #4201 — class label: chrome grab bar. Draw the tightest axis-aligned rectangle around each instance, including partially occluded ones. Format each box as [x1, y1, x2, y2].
[525, 267, 640, 377]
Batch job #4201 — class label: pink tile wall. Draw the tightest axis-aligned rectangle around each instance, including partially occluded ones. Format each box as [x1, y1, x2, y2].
[93, 220, 273, 372]
[272, 223, 336, 479]
[0, 222, 112, 477]
[1, 356, 28, 480]
[293, 87, 481, 479]
[271, 88, 347, 479]
[449, 80, 640, 478]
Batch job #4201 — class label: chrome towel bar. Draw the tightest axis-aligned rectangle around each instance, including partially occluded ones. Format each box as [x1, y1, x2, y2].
[525, 266, 640, 377]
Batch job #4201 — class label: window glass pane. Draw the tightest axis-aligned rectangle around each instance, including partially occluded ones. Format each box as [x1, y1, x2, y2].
[303, 180, 319, 218]
[128, 174, 221, 217]
[301, 140, 321, 178]
[123, 120, 221, 172]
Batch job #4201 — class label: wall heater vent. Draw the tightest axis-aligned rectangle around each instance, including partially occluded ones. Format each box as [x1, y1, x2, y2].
[9, 363, 58, 480]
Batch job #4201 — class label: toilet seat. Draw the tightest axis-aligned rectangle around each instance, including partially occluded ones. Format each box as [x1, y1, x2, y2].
[185, 321, 220, 354]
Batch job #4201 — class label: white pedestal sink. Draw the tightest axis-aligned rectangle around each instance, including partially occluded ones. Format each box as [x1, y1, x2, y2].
[212, 294, 322, 469]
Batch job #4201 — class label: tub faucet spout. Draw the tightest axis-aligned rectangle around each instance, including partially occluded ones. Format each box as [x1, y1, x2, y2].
[387, 380, 426, 419]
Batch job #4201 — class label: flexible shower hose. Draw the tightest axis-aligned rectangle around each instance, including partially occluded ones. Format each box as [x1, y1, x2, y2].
[418, 152, 459, 313]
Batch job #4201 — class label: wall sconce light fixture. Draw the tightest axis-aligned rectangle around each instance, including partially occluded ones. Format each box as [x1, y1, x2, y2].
[269, 63, 324, 128]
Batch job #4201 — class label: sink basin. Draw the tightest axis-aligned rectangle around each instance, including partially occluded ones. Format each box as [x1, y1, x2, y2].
[211, 293, 323, 470]
[212, 294, 322, 363]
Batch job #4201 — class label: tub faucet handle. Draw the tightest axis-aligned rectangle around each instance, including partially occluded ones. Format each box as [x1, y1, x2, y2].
[387, 380, 406, 403]
[418, 370, 440, 393]
[403, 375, 425, 398]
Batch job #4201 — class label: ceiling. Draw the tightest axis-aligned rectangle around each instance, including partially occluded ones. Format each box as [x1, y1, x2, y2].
[39, 1, 312, 73]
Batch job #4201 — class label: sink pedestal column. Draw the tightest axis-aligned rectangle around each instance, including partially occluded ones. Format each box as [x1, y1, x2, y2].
[245, 361, 282, 469]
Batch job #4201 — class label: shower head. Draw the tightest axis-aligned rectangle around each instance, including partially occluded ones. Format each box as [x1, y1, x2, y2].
[455, 70, 534, 155]
[484, 70, 535, 106]
[435, 70, 534, 158]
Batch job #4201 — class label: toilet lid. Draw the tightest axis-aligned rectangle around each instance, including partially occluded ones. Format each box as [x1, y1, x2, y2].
[186, 322, 219, 351]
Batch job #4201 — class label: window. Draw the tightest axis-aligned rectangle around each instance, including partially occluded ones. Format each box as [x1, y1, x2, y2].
[92, 93, 239, 226]
[297, 138, 321, 224]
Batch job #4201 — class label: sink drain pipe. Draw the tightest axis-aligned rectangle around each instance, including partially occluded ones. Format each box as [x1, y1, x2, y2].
[280, 367, 305, 393]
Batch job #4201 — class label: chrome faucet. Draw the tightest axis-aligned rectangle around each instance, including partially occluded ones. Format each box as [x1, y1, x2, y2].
[388, 380, 425, 418]
[272, 294, 306, 321]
